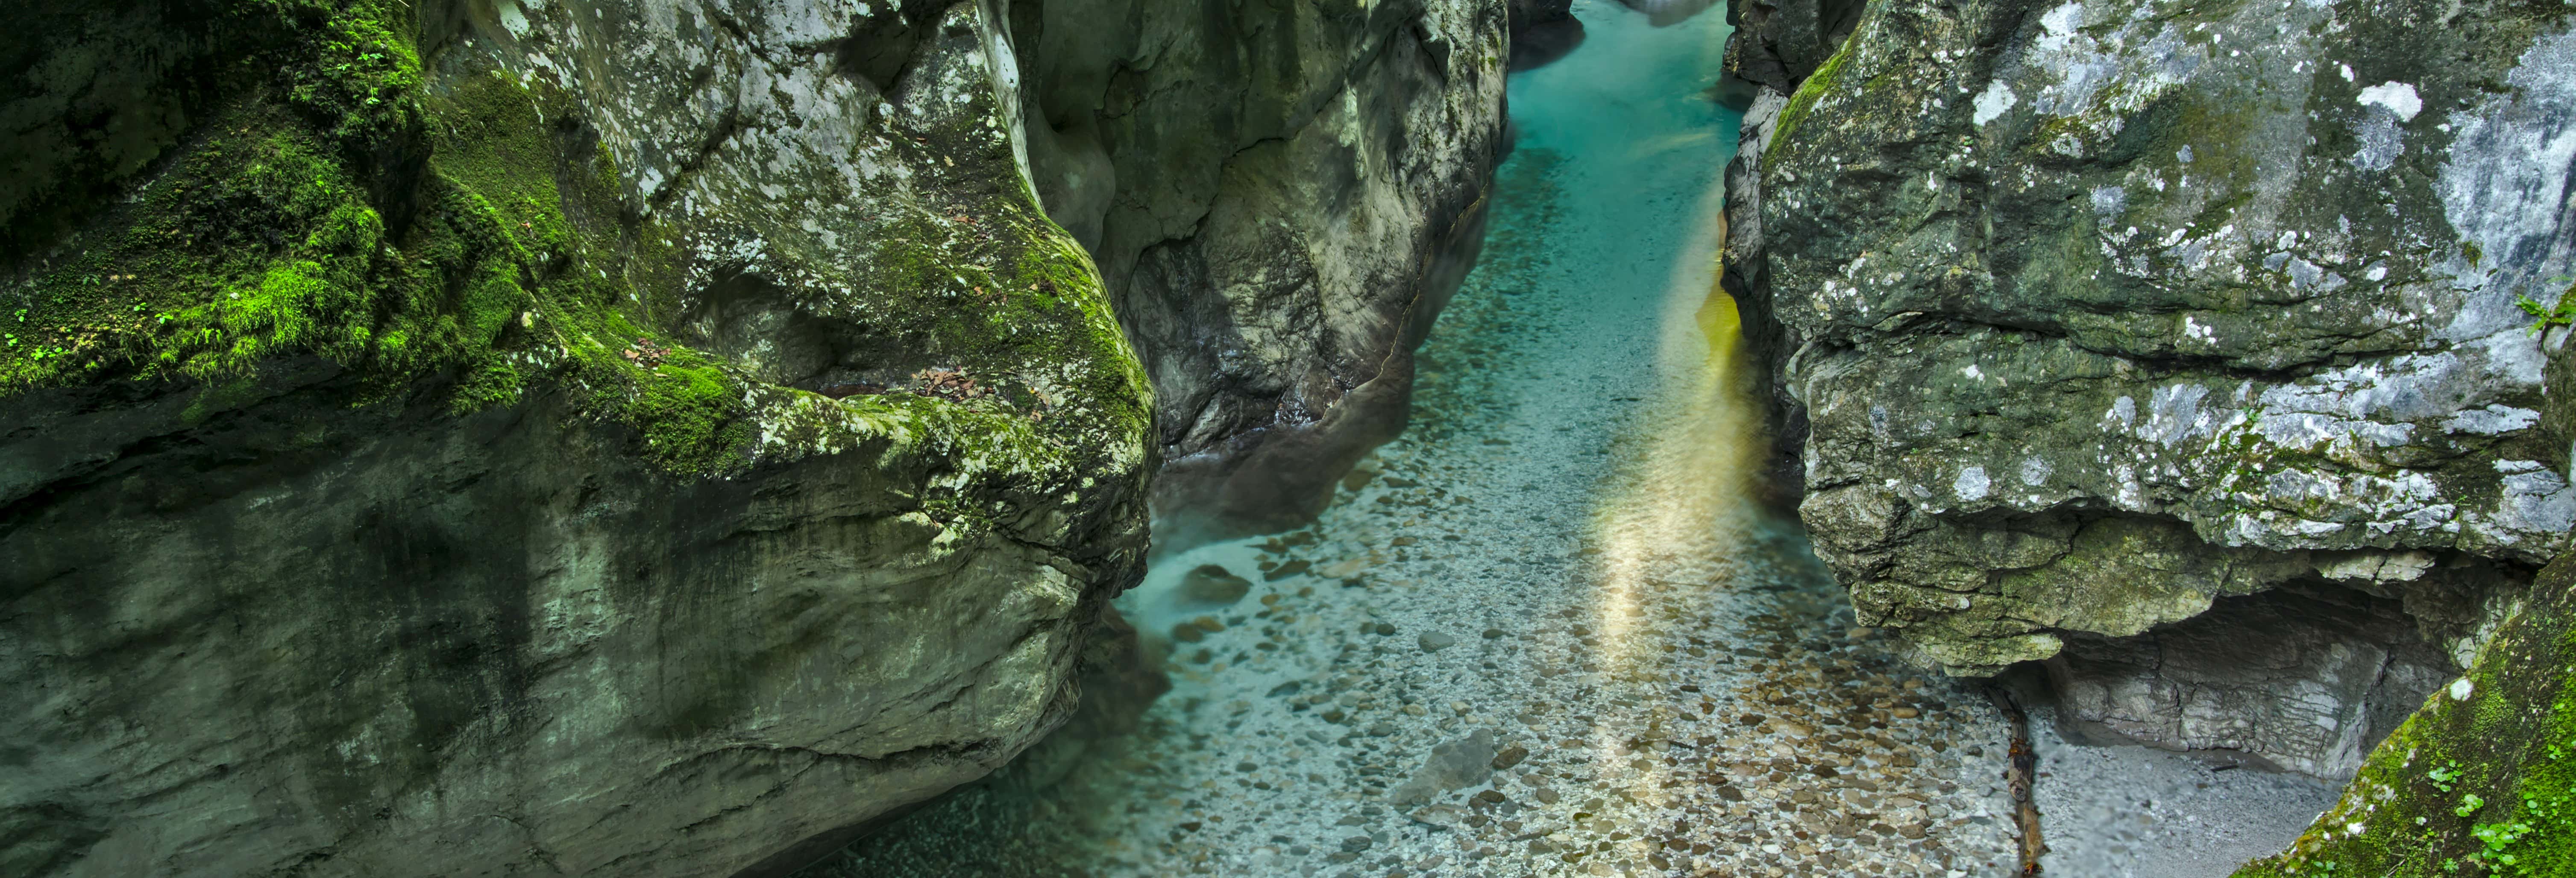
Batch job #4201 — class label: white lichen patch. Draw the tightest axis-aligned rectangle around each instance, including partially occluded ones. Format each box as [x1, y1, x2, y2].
[2437, 30, 2576, 341]
[2356, 81, 2423, 121]
[1972, 80, 2018, 126]
[1954, 465, 1992, 501]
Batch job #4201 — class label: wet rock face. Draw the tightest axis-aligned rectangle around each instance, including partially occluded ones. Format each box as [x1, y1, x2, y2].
[0, 0, 1445, 874]
[1726, 0, 2575, 773]
[1721, 0, 1863, 92]
[1013, 0, 1511, 549]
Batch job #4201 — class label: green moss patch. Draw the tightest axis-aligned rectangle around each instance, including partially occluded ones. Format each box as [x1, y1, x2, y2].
[1, 0, 1147, 481]
[1766, 40, 1855, 164]
[2236, 555, 2576, 877]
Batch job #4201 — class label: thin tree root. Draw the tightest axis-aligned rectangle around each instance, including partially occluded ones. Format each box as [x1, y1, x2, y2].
[1986, 686, 2045, 875]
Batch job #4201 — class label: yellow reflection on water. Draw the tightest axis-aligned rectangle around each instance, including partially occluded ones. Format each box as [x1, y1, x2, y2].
[1580, 198, 1765, 811]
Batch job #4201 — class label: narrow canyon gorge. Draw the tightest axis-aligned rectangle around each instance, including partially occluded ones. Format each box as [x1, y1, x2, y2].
[0, 0, 2567, 875]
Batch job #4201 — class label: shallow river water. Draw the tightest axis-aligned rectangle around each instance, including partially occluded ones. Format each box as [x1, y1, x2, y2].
[804, 3, 2338, 875]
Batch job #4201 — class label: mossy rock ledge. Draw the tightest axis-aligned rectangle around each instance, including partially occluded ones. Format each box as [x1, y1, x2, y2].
[1721, 0, 2576, 779]
[0, 0, 1166, 875]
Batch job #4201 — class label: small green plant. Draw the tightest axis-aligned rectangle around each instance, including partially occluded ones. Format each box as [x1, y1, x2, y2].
[2519, 295, 2574, 334]
[2521, 276, 2576, 334]
[2431, 761, 2464, 793]
[2470, 820, 2532, 872]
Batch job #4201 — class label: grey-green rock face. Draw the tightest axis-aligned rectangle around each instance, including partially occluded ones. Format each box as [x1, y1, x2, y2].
[4, 376, 1126, 878]
[1013, 0, 1511, 547]
[3, 0, 1519, 871]
[2234, 556, 2576, 877]
[1727, 0, 2575, 775]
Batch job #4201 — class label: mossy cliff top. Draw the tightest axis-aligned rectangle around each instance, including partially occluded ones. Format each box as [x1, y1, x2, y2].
[2235, 553, 2576, 876]
[2, 0, 1150, 512]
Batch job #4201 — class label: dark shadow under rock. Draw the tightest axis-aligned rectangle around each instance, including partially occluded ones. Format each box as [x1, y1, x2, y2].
[1509, 17, 1587, 71]
[2040, 580, 2462, 780]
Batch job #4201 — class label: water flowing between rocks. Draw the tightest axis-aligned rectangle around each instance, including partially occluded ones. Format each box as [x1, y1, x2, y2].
[806, 3, 2338, 875]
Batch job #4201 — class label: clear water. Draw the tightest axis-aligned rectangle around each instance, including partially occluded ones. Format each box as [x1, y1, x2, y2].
[799, 3, 2331, 875]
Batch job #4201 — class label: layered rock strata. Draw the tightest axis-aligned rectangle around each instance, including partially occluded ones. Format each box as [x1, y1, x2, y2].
[2239, 555, 2576, 876]
[1723, 0, 2575, 776]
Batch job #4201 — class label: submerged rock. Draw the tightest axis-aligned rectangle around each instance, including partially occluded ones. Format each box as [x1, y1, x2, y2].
[1511, 16, 1589, 73]
[1175, 564, 1254, 608]
[1390, 729, 1500, 805]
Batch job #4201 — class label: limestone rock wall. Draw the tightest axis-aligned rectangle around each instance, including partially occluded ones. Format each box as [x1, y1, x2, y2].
[1, 0, 1521, 870]
[1724, 0, 2576, 776]
[1722, 0, 1860, 93]
[3, 374, 1131, 878]
[1011, 0, 1512, 547]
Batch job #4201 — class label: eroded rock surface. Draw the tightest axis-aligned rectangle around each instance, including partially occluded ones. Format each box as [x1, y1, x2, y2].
[2043, 582, 2460, 778]
[1014, 0, 1512, 549]
[1724, 0, 2575, 775]
[3, 0, 1525, 870]
[0, 0, 1530, 872]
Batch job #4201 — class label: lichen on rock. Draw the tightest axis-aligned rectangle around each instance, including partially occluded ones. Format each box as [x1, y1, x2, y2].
[1725, 0, 2576, 775]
